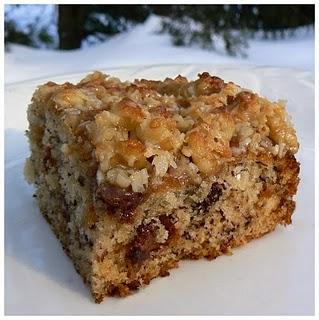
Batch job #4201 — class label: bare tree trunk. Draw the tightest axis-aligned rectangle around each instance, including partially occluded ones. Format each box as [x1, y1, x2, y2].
[58, 5, 88, 50]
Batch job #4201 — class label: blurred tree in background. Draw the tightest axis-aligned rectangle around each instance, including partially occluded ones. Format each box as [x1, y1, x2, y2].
[5, 4, 314, 56]
[158, 5, 314, 56]
[4, 4, 57, 49]
[58, 5, 150, 49]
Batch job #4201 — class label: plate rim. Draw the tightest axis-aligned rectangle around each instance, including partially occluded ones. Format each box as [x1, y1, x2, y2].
[5, 62, 314, 88]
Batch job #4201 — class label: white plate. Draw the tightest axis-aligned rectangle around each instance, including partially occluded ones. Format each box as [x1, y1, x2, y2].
[4, 64, 315, 315]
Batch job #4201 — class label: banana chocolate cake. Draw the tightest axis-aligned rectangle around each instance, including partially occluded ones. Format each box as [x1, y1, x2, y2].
[24, 71, 300, 303]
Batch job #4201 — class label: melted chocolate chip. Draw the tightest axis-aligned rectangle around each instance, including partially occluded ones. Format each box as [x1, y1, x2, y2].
[159, 215, 177, 241]
[126, 222, 160, 265]
[198, 182, 224, 212]
[126, 246, 149, 264]
[96, 184, 144, 223]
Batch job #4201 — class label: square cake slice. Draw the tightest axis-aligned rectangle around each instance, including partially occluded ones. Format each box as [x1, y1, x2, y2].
[24, 71, 300, 302]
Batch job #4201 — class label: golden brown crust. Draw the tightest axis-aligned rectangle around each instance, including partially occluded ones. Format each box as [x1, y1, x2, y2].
[32, 71, 299, 193]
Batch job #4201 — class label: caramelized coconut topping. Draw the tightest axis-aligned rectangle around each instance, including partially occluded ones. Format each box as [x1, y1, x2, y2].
[33, 71, 298, 193]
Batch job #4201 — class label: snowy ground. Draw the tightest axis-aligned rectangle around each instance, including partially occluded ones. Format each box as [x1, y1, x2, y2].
[4, 15, 314, 84]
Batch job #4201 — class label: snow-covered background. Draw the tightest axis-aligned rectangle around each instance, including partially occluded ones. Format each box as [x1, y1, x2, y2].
[5, 9, 314, 84]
